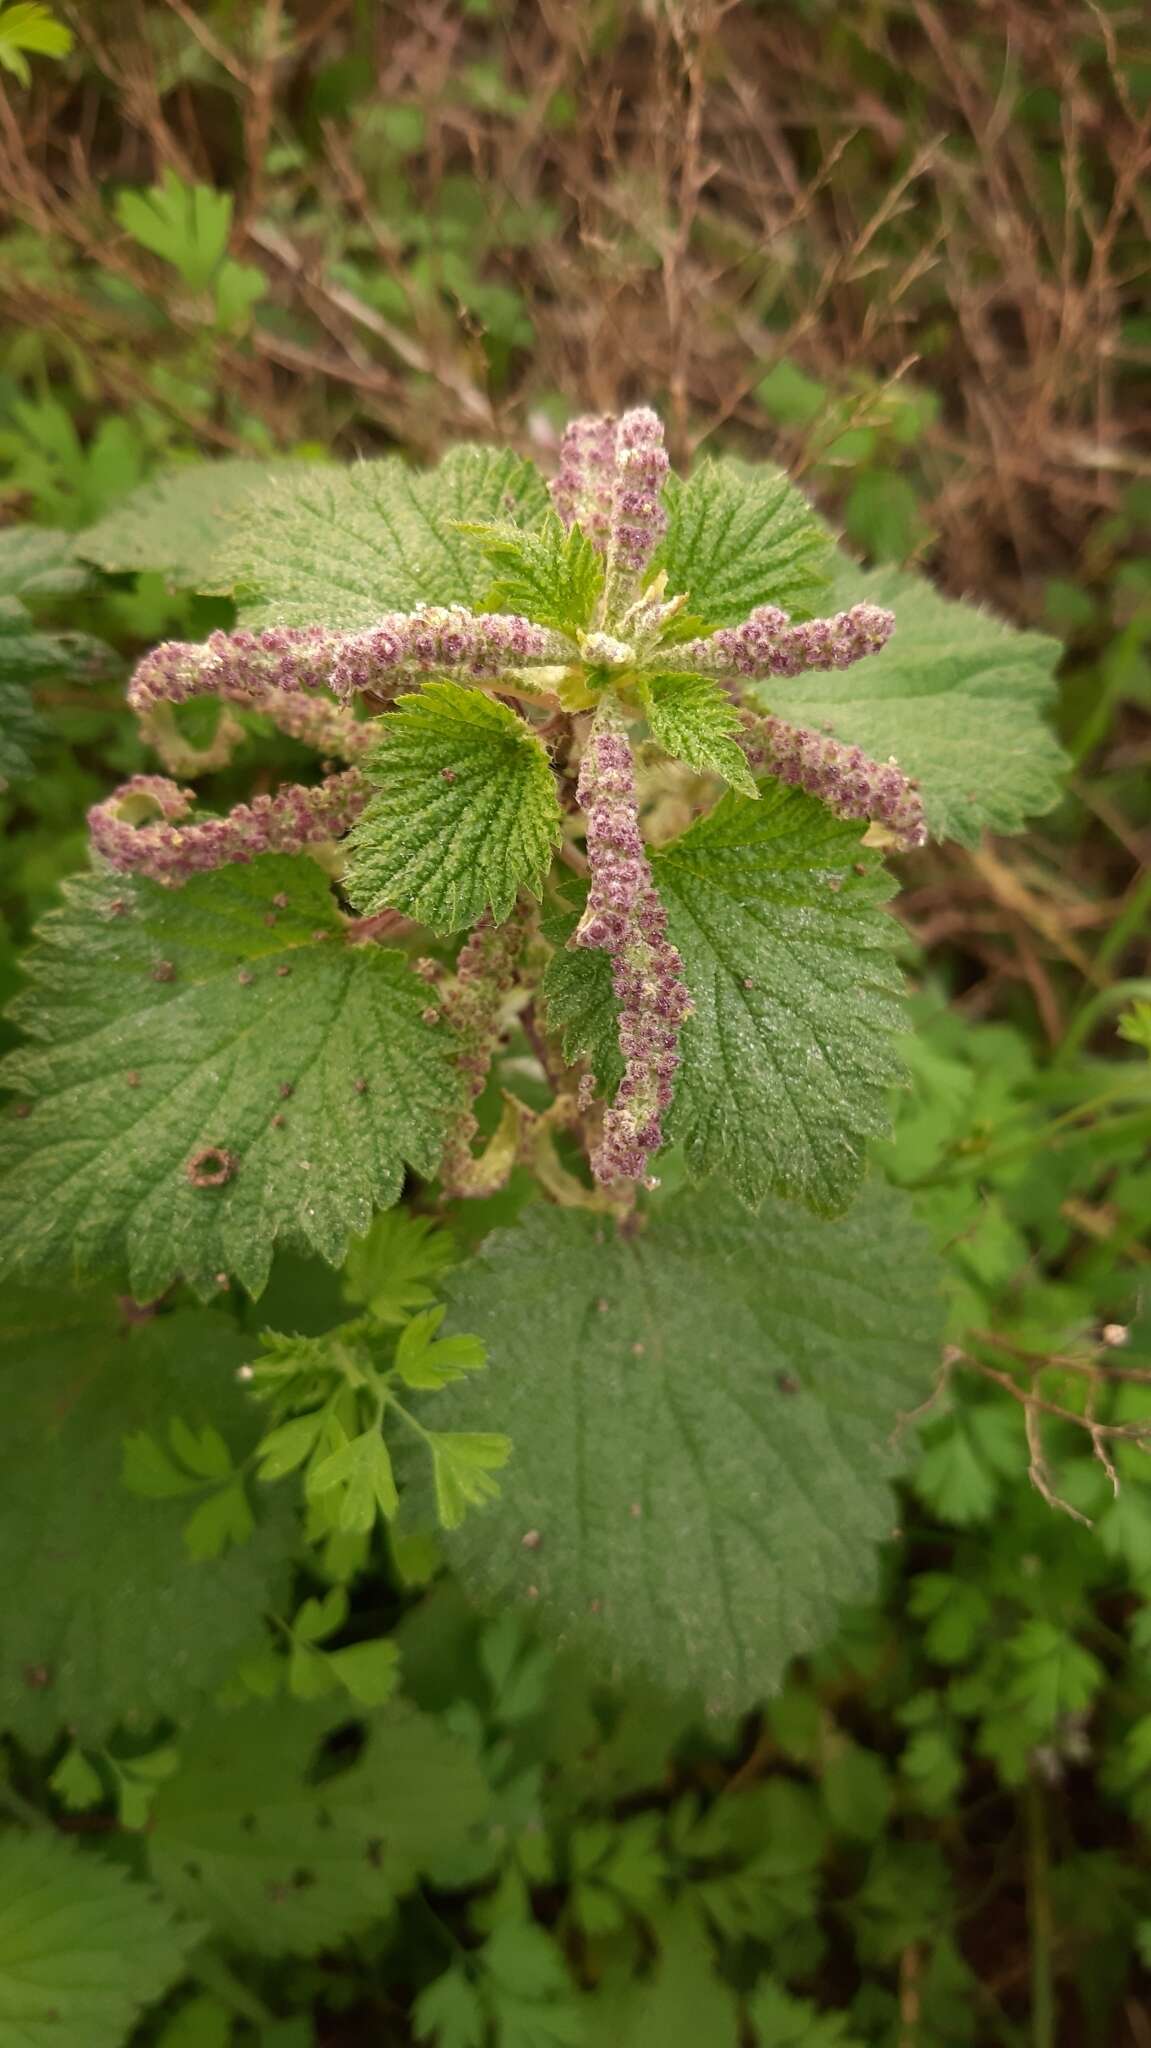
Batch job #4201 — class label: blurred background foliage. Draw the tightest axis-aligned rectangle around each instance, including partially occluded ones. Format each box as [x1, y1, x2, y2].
[1, 2, 1150, 2043]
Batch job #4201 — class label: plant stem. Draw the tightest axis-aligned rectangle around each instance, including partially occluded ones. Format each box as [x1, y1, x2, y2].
[1026, 1774, 1055, 2048]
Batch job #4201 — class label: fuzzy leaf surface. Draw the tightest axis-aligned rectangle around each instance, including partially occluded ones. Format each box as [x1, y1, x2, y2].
[0, 856, 461, 1299]
[344, 683, 560, 930]
[0, 529, 102, 787]
[468, 512, 603, 633]
[654, 781, 905, 1214]
[638, 672, 758, 795]
[0, 1290, 290, 1746]
[656, 458, 832, 626]
[79, 459, 307, 591]
[149, 1699, 488, 1954]
[766, 557, 1066, 843]
[0, 1831, 193, 2048]
[218, 446, 549, 630]
[539, 898, 624, 1094]
[434, 1183, 944, 1713]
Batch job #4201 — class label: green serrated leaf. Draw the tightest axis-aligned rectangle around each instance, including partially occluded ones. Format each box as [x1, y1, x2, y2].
[750, 1980, 865, 2048]
[343, 1209, 458, 1323]
[0, 1289, 292, 1746]
[114, 171, 232, 291]
[539, 897, 625, 1094]
[217, 445, 549, 631]
[638, 672, 758, 795]
[182, 1479, 255, 1561]
[655, 457, 833, 626]
[345, 683, 561, 931]
[79, 460, 307, 592]
[0, 527, 87, 601]
[770, 556, 1066, 844]
[655, 780, 906, 1214]
[433, 1181, 943, 1712]
[394, 1307, 486, 1389]
[0, 856, 462, 1300]
[588, 1900, 739, 2048]
[48, 1744, 104, 1812]
[464, 511, 604, 632]
[309, 1427, 399, 1528]
[149, 1699, 488, 1955]
[168, 1415, 233, 1480]
[122, 1428, 202, 1499]
[0, 1830, 193, 2048]
[325, 1638, 401, 1707]
[414, 1968, 486, 2048]
[429, 1431, 511, 1530]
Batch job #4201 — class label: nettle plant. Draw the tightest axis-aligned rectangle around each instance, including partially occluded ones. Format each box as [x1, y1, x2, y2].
[1, 408, 1066, 1737]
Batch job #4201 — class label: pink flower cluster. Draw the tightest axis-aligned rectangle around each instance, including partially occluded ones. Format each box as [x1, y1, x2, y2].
[572, 701, 692, 1185]
[88, 770, 369, 886]
[679, 601, 895, 681]
[550, 407, 669, 601]
[740, 715, 927, 850]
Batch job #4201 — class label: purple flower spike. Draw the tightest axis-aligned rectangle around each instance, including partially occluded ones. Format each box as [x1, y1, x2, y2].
[550, 408, 669, 616]
[89, 770, 369, 886]
[128, 627, 342, 710]
[329, 607, 573, 699]
[128, 611, 574, 717]
[572, 698, 691, 1186]
[740, 714, 927, 850]
[678, 601, 895, 682]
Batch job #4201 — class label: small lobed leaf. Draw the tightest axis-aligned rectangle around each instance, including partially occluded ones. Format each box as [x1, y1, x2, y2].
[655, 457, 833, 626]
[79, 459, 309, 592]
[432, 1180, 944, 1713]
[344, 682, 561, 931]
[654, 780, 906, 1214]
[0, 1288, 293, 1747]
[0, 855, 463, 1300]
[638, 671, 758, 796]
[216, 445, 550, 631]
[149, 1698, 489, 1955]
[769, 555, 1066, 844]
[343, 1208, 458, 1323]
[0, 1831, 194, 2048]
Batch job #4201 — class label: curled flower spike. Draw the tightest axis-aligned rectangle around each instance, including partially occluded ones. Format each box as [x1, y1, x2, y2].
[88, 770, 369, 886]
[550, 407, 670, 616]
[572, 698, 692, 1186]
[740, 715, 927, 850]
[677, 601, 895, 682]
[439, 916, 525, 1197]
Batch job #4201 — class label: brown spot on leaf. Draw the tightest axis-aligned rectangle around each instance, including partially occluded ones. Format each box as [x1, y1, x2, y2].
[273, 892, 289, 910]
[776, 1371, 801, 1395]
[275, 965, 291, 978]
[237, 968, 254, 986]
[151, 960, 176, 983]
[353, 1077, 368, 1094]
[278, 1082, 293, 1099]
[126, 1071, 141, 1088]
[23, 1664, 51, 1690]
[186, 1146, 238, 1188]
